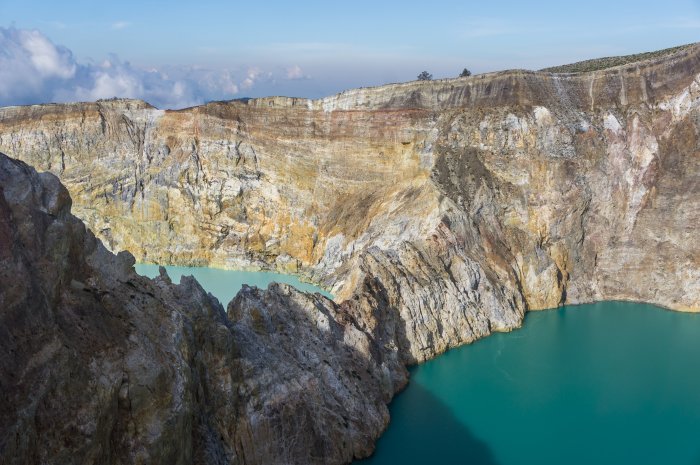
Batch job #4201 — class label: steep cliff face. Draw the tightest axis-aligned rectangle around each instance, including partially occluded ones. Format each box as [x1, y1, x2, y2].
[0, 152, 409, 464]
[1, 44, 699, 369]
[2, 44, 700, 465]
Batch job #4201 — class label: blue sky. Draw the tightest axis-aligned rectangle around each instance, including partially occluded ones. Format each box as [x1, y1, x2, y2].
[2, 0, 700, 108]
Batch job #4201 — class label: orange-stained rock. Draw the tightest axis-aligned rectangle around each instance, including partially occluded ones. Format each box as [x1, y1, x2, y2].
[1, 45, 700, 365]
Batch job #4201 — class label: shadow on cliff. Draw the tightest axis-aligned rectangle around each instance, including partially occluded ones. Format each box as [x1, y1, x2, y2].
[356, 381, 501, 465]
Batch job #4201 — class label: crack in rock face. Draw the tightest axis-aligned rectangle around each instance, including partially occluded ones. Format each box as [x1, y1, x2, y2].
[1, 43, 700, 464]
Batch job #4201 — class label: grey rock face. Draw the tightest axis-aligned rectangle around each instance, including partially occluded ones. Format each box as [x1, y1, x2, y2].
[0, 153, 406, 464]
[225, 283, 407, 464]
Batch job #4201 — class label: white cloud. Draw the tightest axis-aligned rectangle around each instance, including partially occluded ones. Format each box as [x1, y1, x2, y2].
[261, 42, 347, 54]
[0, 28, 76, 104]
[241, 67, 262, 89]
[75, 67, 143, 102]
[18, 29, 76, 78]
[0, 27, 293, 109]
[286, 64, 308, 80]
[111, 21, 131, 31]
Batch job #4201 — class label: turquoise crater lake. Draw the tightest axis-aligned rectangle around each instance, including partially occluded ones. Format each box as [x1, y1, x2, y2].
[133, 265, 700, 464]
[134, 264, 333, 304]
[358, 301, 700, 465]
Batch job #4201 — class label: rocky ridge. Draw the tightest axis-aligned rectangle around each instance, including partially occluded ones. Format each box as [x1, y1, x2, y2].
[1, 42, 700, 463]
[0, 152, 407, 464]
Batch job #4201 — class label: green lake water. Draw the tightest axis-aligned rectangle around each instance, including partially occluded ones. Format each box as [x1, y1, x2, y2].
[134, 264, 332, 305]
[358, 301, 700, 465]
[132, 266, 700, 464]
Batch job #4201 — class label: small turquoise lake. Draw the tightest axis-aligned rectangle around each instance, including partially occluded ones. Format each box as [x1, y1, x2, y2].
[133, 265, 700, 464]
[134, 264, 332, 304]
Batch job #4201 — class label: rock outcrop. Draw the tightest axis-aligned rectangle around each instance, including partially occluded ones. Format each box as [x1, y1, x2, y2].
[3, 45, 698, 352]
[0, 152, 408, 464]
[2, 42, 700, 464]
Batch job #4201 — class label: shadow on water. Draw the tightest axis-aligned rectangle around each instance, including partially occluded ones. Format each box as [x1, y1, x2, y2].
[357, 382, 501, 465]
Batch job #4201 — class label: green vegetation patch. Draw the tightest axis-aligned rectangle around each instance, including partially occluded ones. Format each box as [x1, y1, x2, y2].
[540, 43, 696, 73]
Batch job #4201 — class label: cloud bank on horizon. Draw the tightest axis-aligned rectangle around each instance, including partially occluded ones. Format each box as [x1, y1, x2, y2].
[2, 0, 700, 111]
[0, 27, 308, 109]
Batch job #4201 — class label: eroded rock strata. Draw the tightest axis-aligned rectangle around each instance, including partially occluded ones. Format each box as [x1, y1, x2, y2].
[0, 153, 406, 464]
[1, 43, 700, 464]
